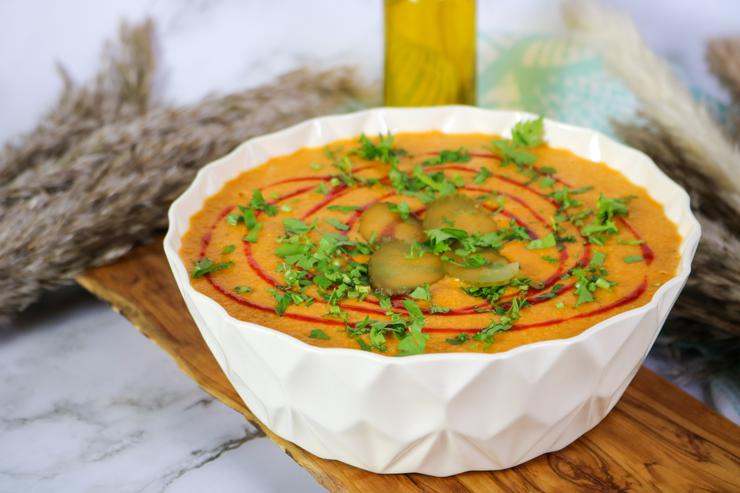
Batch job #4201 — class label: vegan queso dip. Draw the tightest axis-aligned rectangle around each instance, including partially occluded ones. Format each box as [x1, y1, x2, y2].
[180, 118, 681, 355]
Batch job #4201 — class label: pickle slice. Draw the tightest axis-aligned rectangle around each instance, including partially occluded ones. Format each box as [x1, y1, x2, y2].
[422, 194, 497, 235]
[359, 203, 424, 243]
[368, 240, 443, 295]
[443, 249, 519, 286]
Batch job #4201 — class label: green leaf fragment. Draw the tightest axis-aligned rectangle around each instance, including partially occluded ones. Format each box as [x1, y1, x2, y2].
[309, 329, 331, 340]
[192, 257, 234, 278]
[527, 233, 556, 250]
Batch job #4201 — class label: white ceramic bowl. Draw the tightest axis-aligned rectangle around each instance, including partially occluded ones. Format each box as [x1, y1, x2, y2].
[164, 107, 700, 476]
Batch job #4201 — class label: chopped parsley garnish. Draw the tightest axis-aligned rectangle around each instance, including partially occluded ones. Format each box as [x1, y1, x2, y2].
[580, 194, 635, 245]
[421, 147, 471, 166]
[573, 271, 595, 306]
[489, 139, 537, 169]
[511, 116, 545, 147]
[249, 189, 278, 216]
[570, 250, 615, 306]
[396, 299, 429, 356]
[591, 250, 606, 267]
[329, 155, 379, 188]
[538, 176, 555, 188]
[446, 333, 470, 345]
[308, 329, 331, 340]
[388, 202, 411, 220]
[272, 289, 314, 316]
[488, 117, 544, 169]
[409, 284, 432, 301]
[191, 257, 234, 278]
[596, 194, 634, 223]
[325, 218, 349, 231]
[354, 133, 406, 164]
[542, 255, 559, 263]
[283, 217, 312, 235]
[224, 190, 277, 243]
[387, 163, 461, 203]
[464, 284, 507, 304]
[473, 297, 526, 347]
[327, 205, 362, 212]
[473, 166, 492, 184]
[243, 223, 262, 243]
[234, 286, 252, 294]
[527, 233, 556, 250]
[425, 220, 529, 257]
[623, 255, 644, 264]
[411, 165, 459, 196]
[221, 244, 236, 255]
[548, 186, 592, 212]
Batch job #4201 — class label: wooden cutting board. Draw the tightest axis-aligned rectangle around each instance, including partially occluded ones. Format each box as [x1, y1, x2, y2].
[77, 239, 740, 492]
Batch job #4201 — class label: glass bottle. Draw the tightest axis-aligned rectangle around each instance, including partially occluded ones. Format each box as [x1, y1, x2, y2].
[384, 0, 477, 107]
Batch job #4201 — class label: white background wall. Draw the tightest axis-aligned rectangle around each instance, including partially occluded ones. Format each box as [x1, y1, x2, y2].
[1, 0, 738, 145]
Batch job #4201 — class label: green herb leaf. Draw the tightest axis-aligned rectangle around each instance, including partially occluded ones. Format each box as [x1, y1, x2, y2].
[283, 217, 311, 235]
[327, 205, 362, 212]
[421, 147, 471, 166]
[538, 176, 555, 188]
[226, 212, 241, 226]
[445, 333, 470, 345]
[243, 222, 262, 243]
[388, 202, 411, 220]
[397, 299, 429, 356]
[473, 166, 492, 184]
[191, 257, 234, 278]
[490, 140, 537, 168]
[354, 133, 406, 164]
[221, 244, 236, 255]
[511, 116, 544, 148]
[596, 193, 634, 223]
[234, 286, 253, 294]
[409, 284, 432, 301]
[309, 329, 331, 340]
[623, 255, 644, 264]
[325, 218, 349, 231]
[590, 250, 606, 267]
[574, 274, 594, 306]
[527, 233, 556, 250]
[538, 166, 556, 175]
[250, 189, 278, 216]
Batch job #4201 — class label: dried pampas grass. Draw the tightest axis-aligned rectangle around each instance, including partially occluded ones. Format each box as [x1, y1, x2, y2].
[707, 38, 740, 141]
[0, 20, 157, 186]
[563, 0, 740, 197]
[0, 20, 365, 321]
[613, 121, 740, 376]
[564, 0, 740, 378]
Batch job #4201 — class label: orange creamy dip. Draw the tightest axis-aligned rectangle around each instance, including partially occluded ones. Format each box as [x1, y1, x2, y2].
[180, 132, 681, 355]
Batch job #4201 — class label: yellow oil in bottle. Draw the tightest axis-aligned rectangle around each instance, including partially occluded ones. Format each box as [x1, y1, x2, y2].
[384, 0, 476, 107]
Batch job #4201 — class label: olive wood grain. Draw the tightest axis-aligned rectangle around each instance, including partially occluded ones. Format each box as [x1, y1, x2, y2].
[77, 239, 740, 492]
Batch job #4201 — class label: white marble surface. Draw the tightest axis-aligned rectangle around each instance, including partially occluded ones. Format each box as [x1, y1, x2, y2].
[1, 1, 738, 492]
[0, 288, 324, 493]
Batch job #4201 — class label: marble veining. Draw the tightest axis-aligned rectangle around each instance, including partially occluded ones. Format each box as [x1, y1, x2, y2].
[0, 290, 322, 493]
[0, 0, 737, 490]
